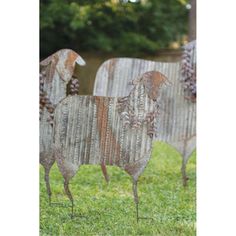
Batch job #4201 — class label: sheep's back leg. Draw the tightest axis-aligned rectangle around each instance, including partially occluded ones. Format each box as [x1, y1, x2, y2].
[44, 167, 52, 204]
[101, 162, 110, 183]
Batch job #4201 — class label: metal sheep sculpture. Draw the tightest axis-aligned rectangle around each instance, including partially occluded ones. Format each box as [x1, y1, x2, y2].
[93, 45, 196, 186]
[52, 71, 169, 220]
[40, 49, 86, 203]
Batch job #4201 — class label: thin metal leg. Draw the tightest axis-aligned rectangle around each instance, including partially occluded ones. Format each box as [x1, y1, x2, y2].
[132, 179, 139, 222]
[64, 179, 74, 218]
[132, 178, 153, 222]
[101, 162, 110, 183]
[44, 168, 52, 205]
[136, 201, 139, 223]
[181, 159, 189, 187]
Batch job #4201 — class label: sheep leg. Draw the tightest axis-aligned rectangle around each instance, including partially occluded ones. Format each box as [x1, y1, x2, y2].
[64, 179, 74, 219]
[181, 158, 189, 187]
[132, 177, 153, 222]
[40, 154, 55, 204]
[132, 179, 139, 222]
[101, 162, 110, 183]
[44, 167, 52, 205]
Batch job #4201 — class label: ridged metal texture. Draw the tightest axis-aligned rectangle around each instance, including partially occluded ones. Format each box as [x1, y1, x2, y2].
[93, 48, 196, 185]
[39, 49, 86, 201]
[181, 40, 196, 101]
[53, 71, 168, 218]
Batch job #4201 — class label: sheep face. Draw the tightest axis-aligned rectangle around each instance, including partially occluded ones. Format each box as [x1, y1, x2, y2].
[141, 71, 169, 101]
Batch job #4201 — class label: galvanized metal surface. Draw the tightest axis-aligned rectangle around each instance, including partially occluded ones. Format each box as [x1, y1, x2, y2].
[93, 54, 196, 185]
[181, 40, 196, 102]
[53, 71, 168, 219]
[40, 49, 86, 202]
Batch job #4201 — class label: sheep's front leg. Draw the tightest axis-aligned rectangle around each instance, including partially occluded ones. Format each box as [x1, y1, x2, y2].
[132, 179, 139, 222]
[40, 153, 55, 205]
[64, 179, 74, 219]
[181, 157, 189, 187]
[132, 177, 153, 222]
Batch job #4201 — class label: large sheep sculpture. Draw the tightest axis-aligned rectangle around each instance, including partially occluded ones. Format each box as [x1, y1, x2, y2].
[52, 71, 169, 220]
[93, 51, 196, 186]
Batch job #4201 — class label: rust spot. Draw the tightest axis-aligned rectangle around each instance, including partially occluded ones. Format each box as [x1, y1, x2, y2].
[64, 51, 79, 77]
[95, 97, 121, 166]
[142, 71, 168, 100]
[101, 162, 110, 182]
[41, 53, 59, 84]
[107, 59, 117, 82]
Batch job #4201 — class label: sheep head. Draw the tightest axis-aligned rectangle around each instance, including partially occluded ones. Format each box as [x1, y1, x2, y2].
[132, 71, 170, 101]
[40, 49, 86, 83]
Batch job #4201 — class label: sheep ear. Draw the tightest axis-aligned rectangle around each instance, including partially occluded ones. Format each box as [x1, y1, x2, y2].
[160, 73, 172, 87]
[75, 55, 86, 66]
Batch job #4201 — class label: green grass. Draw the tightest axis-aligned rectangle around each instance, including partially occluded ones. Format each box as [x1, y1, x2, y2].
[40, 142, 196, 236]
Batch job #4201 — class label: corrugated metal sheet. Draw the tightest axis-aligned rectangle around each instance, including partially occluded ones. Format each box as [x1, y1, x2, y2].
[40, 49, 86, 202]
[93, 57, 196, 185]
[181, 40, 196, 102]
[53, 71, 168, 219]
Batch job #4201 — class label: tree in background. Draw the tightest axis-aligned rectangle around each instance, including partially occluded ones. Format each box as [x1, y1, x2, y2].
[40, 0, 190, 58]
[188, 0, 196, 41]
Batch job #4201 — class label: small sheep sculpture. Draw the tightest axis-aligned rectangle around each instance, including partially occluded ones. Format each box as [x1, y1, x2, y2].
[53, 71, 169, 220]
[40, 49, 86, 203]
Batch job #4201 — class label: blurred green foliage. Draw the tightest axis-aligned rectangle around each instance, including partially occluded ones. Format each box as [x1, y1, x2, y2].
[40, 0, 189, 58]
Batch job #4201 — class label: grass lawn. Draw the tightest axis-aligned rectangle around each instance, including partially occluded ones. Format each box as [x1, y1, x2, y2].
[40, 142, 196, 236]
